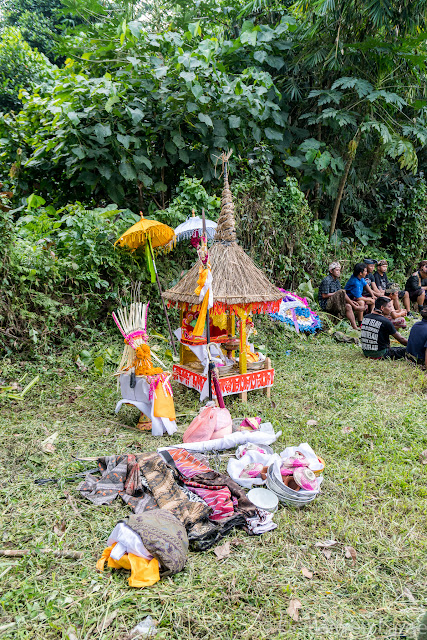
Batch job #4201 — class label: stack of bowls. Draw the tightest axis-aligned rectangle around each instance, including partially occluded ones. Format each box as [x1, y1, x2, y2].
[266, 463, 320, 508]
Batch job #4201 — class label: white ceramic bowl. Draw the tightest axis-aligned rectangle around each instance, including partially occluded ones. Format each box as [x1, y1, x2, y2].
[247, 487, 279, 513]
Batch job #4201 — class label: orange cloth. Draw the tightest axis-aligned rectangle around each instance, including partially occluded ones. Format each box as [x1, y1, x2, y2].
[211, 312, 227, 331]
[246, 346, 260, 363]
[96, 544, 160, 588]
[134, 344, 162, 376]
[153, 380, 176, 420]
[195, 264, 209, 295]
[193, 264, 212, 337]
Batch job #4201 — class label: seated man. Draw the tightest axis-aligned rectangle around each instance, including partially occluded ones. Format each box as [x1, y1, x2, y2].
[363, 259, 377, 292]
[372, 259, 411, 316]
[405, 260, 427, 312]
[406, 306, 427, 366]
[360, 296, 407, 359]
[345, 263, 375, 318]
[317, 262, 364, 330]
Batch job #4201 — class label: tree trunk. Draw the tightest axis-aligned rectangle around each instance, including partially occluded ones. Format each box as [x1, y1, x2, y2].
[329, 128, 362, 240]
[312, 107, 323, 220]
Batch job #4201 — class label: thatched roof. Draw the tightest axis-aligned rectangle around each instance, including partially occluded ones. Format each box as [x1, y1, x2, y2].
[163, 154, 283, 313]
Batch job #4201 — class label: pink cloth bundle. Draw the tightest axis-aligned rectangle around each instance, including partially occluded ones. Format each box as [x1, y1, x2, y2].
[239, 463, 265, 479]
[239, 445, 266, 457]
[239, 417, 262, 431]
[280, 453, 309, 475]
[183, 405, 232, 443]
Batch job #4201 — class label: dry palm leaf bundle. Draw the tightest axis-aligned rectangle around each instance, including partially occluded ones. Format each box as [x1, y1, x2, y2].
[112, 285, 165, 375]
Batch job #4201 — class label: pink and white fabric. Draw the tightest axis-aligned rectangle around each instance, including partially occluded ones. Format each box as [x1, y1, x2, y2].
[182, 480, 235, 521]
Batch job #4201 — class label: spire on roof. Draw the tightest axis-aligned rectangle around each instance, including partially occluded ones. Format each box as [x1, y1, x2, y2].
[214, 150, 236, 243]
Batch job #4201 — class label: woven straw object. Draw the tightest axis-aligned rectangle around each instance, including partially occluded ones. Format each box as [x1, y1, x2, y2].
[163, 152, 283, 312]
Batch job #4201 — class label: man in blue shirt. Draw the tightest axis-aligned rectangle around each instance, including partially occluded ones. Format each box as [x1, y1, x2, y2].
[318, 262, 364, 329]
[345, 263, 375, 321]
[406, 307, 427, 366]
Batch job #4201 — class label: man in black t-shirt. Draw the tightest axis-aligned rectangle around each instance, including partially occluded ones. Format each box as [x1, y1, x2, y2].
[372, 259, 411, 316]
[360, 296, 407, 359]
[363, 259, 376, 287]
[405, 260, 427, 310]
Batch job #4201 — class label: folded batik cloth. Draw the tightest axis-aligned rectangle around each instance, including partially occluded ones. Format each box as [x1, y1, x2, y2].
[126, 509, 188, 575]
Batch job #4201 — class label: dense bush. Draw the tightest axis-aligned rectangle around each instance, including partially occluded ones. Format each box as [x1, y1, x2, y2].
[0, 201, 184, 354]
[0, 27, 53, 112]
[369, 173, 427, 275]
[157, 174, 220, 228]
[233, 171, 329, 288]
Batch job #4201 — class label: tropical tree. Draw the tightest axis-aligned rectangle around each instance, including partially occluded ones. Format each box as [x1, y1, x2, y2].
[0, 0, 82, 62]
[283, 0, 427, 237]
[0, 27, 54, 112]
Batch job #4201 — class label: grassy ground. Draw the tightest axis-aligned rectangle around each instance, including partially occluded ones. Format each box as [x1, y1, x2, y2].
[0, 322, 426, 640]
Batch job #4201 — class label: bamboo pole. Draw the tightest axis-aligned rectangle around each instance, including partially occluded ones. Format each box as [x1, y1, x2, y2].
[0, 549, 83, 559]
[147, 237, 177, 356]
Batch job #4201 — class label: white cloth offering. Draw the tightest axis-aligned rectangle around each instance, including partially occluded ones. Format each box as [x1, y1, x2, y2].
[107, 522, 153, 561]
[245, 509, 277, 535]
[227, 450, 280, 489]
[159, 422, 281, 453]
[115, 373, 177, 437]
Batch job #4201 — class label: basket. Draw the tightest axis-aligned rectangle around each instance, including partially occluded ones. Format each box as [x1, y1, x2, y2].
[216, 363, 237, 376]
[247, 360, 266, 371]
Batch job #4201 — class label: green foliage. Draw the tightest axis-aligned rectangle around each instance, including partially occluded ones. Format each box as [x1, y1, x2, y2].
[296, 278, 315, 302]
[0, 201, 181, 354]
[365, 173, 427, 273]
[0, 0, 79, 62]
[1, 0, 426, 242]
[158, 174, 220, 227]
[233, 169, 329, 288]
[0, 27, 53, 112]
[0, 23, 286, 207]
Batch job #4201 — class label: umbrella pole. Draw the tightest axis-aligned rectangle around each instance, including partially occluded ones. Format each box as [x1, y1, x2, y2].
[147, 238, 177, 357]
[206, 312, 213, 402]
[202, 208, 213, 402]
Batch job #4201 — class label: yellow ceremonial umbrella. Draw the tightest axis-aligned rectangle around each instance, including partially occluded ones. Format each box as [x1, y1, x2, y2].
[115, 213, 175, 251]
[115, 213, 177, 355]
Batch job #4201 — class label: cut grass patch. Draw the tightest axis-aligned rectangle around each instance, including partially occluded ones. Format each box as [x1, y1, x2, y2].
[0, 326, 426, 639]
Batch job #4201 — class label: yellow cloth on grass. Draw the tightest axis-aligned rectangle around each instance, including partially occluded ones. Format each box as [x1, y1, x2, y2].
[153, 381, 176, 420]
[96, 544, 160, 588]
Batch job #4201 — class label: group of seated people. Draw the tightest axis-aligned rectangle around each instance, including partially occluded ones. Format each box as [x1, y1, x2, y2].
[318, 259, 427, 365]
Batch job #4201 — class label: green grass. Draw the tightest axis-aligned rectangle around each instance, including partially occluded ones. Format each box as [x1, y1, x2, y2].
[0, 324, 426, 639]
